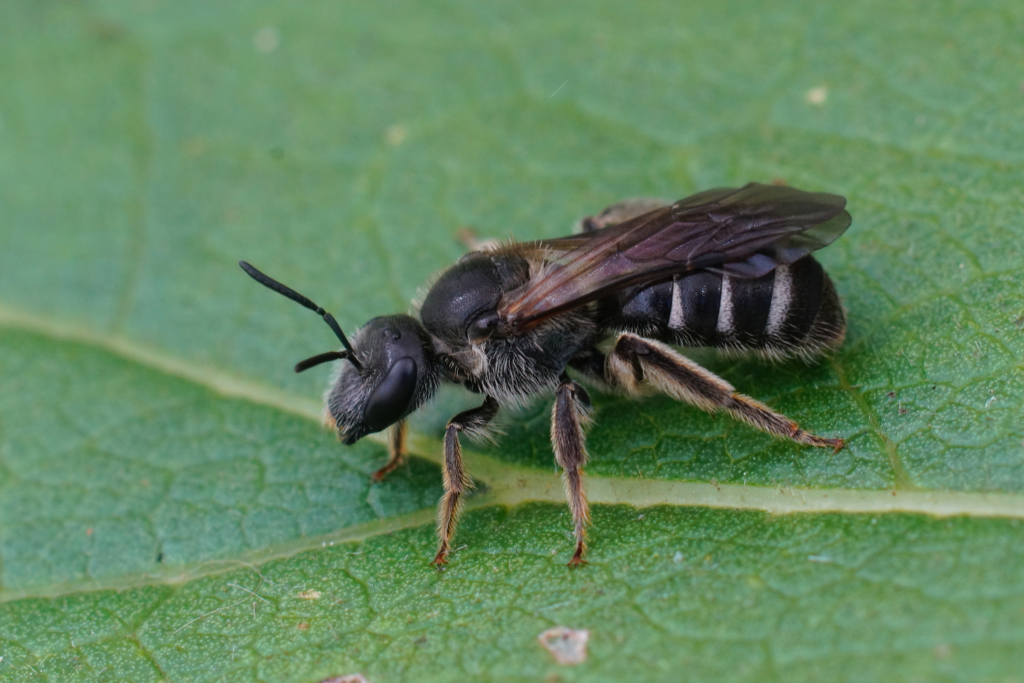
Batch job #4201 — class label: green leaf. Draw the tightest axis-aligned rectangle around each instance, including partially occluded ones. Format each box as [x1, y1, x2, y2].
[0, 1, 1021, 682]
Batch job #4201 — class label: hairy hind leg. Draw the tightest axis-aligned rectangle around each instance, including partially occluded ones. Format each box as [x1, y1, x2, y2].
[606, 334, 843, 451]
[577, 198, 670, 233]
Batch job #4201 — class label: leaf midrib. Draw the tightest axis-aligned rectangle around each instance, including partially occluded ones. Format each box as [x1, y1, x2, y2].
[4, 467, 1021, 604]
[2, 303, 1020, 533]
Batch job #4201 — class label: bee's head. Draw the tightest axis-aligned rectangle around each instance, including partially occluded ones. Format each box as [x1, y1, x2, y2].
[325, 315, 440, 444]
[239, 262, 440, 444]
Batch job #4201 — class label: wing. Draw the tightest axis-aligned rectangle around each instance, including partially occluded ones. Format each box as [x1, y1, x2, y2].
[499, 183, 851, 332]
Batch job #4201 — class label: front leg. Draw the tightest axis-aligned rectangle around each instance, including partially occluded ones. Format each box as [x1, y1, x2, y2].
[434, 396, 500, 566]
[607, 334, 843, 450]
[551, 375, 594, 566]
[371, 419, 407, 482]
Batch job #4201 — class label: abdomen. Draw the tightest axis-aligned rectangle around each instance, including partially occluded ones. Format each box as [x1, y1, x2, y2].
[601, 256, 845, 359]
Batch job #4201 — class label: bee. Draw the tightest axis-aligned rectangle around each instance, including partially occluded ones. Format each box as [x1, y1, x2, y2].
[240, 182, 851, 567]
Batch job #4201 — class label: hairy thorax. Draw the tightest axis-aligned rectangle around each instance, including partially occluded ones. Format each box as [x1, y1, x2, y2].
[473, 307, 599, 407]
[420, 250, 601, 406]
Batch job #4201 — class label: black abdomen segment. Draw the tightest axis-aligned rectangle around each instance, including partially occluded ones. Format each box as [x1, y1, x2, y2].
[602, 256, 845, 357]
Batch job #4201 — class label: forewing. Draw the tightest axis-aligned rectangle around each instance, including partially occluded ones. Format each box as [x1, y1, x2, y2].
[500, 183, 850, 331]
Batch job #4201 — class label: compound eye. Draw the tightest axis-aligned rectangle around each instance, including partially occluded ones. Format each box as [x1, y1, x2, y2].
[364, 357, 418, 432]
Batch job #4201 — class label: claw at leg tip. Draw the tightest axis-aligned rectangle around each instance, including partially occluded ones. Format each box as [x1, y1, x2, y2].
[567, 546, 588, 568]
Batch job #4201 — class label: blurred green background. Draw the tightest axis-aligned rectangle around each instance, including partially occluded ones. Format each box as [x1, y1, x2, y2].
[0, 2, 1021, 682]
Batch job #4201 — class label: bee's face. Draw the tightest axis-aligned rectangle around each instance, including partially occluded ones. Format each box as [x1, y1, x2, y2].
[325, 315, 440, 444]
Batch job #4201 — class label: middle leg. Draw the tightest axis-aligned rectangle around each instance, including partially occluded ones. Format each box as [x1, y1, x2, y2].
[551, 374, 594, 566]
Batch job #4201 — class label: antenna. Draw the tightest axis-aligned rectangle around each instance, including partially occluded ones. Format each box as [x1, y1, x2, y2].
[239, 261, 363, 371]
[294, 351, 348, 373]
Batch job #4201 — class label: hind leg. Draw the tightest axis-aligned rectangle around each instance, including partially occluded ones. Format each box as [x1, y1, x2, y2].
[577, 197, 670, 232]
[606, 334, 843, 451]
